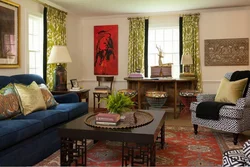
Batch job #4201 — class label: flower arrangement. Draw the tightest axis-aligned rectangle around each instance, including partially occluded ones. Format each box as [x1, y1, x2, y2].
[101, 91, 134, 115]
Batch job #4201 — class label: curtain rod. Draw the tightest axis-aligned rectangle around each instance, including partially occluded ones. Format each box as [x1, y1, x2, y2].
[32, 0, 67, 15]
[127, 16, 149, 20]
[180, 13, 200, 16]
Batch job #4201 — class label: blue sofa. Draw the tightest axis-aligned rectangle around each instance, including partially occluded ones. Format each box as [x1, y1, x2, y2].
[0, 74, 88, 166]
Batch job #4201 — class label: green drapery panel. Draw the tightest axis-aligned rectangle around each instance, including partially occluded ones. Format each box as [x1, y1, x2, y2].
[183, 14, 202, 92]
[128, 18, 145, 74]
[46, 7, 67, 90]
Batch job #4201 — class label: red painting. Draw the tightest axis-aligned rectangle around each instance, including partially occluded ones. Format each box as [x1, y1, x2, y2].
[94, 25, 118, 75]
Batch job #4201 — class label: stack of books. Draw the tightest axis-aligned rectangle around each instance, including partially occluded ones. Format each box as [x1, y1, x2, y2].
[128, 73, 144, 78]
[95, 113, 120, 126]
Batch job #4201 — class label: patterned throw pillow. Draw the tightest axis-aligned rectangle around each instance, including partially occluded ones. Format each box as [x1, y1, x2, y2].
[0, 83, 21, 120]
[14, 81, 47, 115]
[39, 84, 58, 108]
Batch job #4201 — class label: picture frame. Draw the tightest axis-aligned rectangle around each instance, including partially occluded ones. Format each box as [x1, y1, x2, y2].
[0, 0, 20, 68]
[70, 79, 79, 88]
[94, 25, 118, 75]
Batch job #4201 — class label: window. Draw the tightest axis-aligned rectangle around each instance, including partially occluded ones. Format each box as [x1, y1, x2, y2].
[28, 14, 43, 77]
[148, 27, 180, 78]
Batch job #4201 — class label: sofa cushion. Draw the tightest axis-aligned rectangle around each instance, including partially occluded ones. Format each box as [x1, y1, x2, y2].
[0, 119, 43, 151]
[14, 81, 47, 115]
[0, 83, 21, 120]
[50, 102, 88, 120]
[39, 84, 58, 108]
[13, 110, 68, 129]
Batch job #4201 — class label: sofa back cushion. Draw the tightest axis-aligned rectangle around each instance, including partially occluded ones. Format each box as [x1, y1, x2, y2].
[0, 83, 21, 120]
[0, 76, 19, 89]
[12, 74, 45, 85]
[14, 81, 46, 115]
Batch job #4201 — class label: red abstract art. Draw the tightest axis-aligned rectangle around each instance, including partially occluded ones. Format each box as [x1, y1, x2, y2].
[94, 25, 118, 75]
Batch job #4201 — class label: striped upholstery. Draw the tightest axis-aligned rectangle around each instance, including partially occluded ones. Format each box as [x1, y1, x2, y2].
[223, 140, 250, 167]
[190, 71, 250, 143]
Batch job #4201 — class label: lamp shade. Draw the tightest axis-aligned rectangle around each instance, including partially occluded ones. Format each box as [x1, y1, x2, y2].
[181, 54, 193, 65]
[48, 45, 72, 64]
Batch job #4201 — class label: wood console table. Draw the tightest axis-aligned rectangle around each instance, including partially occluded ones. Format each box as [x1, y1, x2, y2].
[124, 77, 196, 118]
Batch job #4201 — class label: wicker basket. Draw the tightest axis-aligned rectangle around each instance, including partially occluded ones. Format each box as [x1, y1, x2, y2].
[145, 91, 168, 108]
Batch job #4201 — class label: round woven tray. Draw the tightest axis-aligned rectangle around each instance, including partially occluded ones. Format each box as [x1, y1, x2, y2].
[84, 111, 154, 129]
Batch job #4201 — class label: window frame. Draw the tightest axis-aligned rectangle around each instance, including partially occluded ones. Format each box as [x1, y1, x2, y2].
[147, 26, 180, 78]
[27, 13, 43, 77]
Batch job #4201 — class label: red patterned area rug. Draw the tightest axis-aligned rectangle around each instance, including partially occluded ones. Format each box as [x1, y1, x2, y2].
[35, 125, 247, 166]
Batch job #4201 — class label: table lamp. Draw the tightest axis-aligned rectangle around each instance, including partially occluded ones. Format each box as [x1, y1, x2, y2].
[48, 45, 72, 91]
[180, 54, 195, 78]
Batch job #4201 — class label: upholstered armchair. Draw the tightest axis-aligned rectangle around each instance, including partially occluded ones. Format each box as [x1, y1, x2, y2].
[190, 71, 250, 145]
[223, 140, 250, 166]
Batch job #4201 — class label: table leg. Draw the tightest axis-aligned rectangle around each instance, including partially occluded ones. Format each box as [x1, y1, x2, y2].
[60, 138, 87, 166]
[122, 142, 155, 166]
[161, 123, 165, 149]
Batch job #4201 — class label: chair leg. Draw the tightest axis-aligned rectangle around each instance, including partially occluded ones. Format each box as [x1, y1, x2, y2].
[233, 133, 239, 145]
[193, 124, 198, 135]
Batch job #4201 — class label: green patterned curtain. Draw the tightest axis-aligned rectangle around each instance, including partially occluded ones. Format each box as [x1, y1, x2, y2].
[183, 14, 202, 92]
[128, 18, 145, 74]
[46, 7, 67, 90]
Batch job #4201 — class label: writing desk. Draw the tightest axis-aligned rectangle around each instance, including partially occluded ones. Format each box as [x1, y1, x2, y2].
[124, 77, 196, 118]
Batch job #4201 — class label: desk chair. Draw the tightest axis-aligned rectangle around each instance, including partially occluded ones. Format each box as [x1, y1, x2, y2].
[93, 76, 114, 112]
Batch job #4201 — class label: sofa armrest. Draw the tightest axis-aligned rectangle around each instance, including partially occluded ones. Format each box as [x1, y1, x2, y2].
[54, 92, 79, 103]
[196, 93, 216, 102]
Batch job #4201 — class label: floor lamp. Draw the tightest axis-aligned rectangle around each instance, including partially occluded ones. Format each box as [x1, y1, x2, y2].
[47, 45, 72, 91]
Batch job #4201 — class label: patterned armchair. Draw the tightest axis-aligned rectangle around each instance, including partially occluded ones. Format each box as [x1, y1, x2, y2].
[223, 140, 250, 166]
[190, 72, 250, 145]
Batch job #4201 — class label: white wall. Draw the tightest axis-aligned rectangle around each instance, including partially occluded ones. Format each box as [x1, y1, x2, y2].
[78, 17, 129, 107]
[200, 8, 250, 93]
[79, 7, 250, 107]
[0, 0, 43, 75]
[2, 1, 250, 108]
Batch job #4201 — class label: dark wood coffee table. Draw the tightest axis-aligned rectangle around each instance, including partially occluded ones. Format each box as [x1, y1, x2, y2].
[58, 110, 167, 166]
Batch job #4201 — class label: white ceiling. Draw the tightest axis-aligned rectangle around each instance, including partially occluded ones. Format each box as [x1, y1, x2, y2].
[48, 0, 250, 17]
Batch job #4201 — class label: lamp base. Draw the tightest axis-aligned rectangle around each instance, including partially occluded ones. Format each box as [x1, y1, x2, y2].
[53, 64, 67, 91]
[180, 73, 195, 78]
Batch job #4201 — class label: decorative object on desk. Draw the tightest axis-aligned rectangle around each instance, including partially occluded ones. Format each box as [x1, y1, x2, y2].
[205, 38, 249, 66]
[180, 53, 195, 78]
[0, 0, 20, 68]
[47, 45, 72, 91]
[156, 45, 164, 66]
[101, 91, 134, 115]
[150, 45, 172, 78]
[151, 65, 172, 78]
[146, 91, 168, 109]
[94, 25, 118, 75]
[70, 79, 79, 89]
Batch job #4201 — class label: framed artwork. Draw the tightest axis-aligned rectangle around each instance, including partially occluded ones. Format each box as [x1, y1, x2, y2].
[0, 0, 20, 68]
[205, 38, 249, 66]
[70, 79, 79, 88]
[94, 25, 118, 75]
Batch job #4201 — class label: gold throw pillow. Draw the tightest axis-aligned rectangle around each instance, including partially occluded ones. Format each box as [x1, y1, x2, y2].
[215, 77, 248, 104]
[14, 81, 46, 115]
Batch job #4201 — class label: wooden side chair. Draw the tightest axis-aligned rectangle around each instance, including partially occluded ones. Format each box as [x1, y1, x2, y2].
[93, 76, 114, 112]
